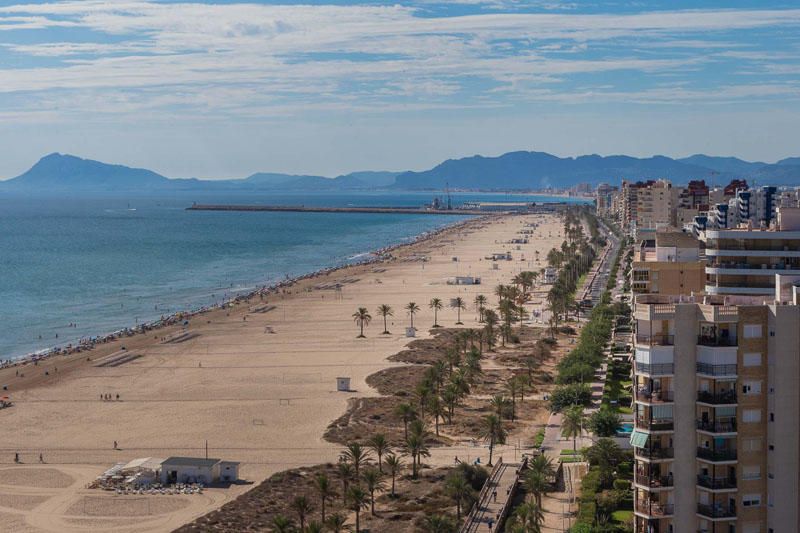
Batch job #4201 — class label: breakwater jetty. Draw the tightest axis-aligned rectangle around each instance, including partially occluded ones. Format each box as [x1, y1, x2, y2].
[186, 204, 482, 215]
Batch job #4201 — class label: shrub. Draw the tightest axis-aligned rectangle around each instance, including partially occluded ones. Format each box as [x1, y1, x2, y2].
[588, 408, 622, 437]
[549, 383, 592, 412]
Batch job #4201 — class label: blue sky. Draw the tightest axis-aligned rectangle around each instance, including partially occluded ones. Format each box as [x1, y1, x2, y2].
[0, 0, 799, 178]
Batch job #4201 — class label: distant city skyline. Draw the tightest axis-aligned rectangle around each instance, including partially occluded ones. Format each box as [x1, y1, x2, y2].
[0, 0, 799, 179]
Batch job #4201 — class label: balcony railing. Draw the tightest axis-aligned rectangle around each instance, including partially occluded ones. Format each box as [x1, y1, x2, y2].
[696, 390, 737, 404]
[696, 447, 737, 462]
[696, 363, 737, 376]
[637, 389, 674, 403]
[636, 501, 674, 517]
[697, 503, 736, 519]
[697, 335, 737, 347]
[636, 362, 675, 375]
[636, 334, 674, 346]
[635, 447, 674, 460]
[696, 419, 737, 433]
[636, 474, 674, 489]
[638, 418, 674, 431]
[696, 475, 737, 490]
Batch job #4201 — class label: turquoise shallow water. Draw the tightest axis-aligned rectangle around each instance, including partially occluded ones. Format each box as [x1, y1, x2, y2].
[0, 191, 587, 359]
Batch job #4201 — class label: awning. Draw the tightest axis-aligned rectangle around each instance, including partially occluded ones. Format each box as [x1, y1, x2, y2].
[630, 430, 649, 448]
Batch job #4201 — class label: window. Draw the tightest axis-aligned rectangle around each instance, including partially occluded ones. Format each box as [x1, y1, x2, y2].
[743, 409, 762, 423]
[742, 465, 761, 480]
[743, 324, 763, 338]
[742, 381, 762, 395]
[742, 494, 762, 507]
[742, 438, 762, 452]
[743, 352, 762, 367]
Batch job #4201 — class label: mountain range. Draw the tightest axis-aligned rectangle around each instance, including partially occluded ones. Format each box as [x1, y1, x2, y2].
[2, 151, 800, 193]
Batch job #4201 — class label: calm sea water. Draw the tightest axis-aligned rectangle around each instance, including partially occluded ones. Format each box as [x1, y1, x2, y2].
[0, 191, 587, 359]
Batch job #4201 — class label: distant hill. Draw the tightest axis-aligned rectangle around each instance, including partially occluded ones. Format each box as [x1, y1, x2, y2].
[2, 153, 171, 191]
[394, 151, 715, 190]
[394, 151, 800, 190]
[677, 154, 766, 175]
[2, 151, 800, 193]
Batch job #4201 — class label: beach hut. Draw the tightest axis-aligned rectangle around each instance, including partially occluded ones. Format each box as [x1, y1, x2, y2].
[336, 377, 351, 392]
[160, 457, 238, 485]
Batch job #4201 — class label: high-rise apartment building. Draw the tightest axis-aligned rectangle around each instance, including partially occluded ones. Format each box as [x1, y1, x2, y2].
[632, 229, 705, 296]
[621, 179, 675, 231]
[631, 208, 800, 533]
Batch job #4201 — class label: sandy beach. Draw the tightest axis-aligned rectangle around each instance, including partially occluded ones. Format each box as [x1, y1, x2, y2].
[0, 212, 566, 533]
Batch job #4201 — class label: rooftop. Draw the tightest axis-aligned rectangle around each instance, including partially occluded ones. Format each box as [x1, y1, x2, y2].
[162, 457, 221, 468]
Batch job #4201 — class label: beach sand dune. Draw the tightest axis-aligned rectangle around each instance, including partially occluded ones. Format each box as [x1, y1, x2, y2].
[0, 213, 564, 532]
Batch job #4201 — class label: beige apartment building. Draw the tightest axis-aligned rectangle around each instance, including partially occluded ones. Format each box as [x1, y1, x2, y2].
[621, 179, 675, 231]
[631, 209, 800, 533]
[632, 229, 706, 296]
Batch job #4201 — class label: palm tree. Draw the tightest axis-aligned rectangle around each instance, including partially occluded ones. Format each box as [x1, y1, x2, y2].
[405, 432, 430, 478]
[376, 304, 393, 334]
[366, 433, 389, 473]
[394, 403, 417, 441]
[483, 309, 498, 351]
[479, 413, 507, 466]
[505, 501, 544, 533]
[523, 469, 549, 508]
[429, 395, 445, 436]
[489, 394, 510, 419]
[450, 296, 466, 324]
[474, 294, 487, 322]
[345, 485, 370, 533]
[352, 307, 371, 338]
[405, 301, 420, 329]
[315, 473, 336, 523]
[506, 378, 520, 421]
[421, 514, 457, 533]
[361, 467, 386, 515]
[384, 453, 403, 497]
[445, 471, 474, 520]
[271, 515, 296, 533]
[429, 298, 443, 327]
[561, 405, 585, 451]
[306, 521, 324, 533]
[324, 513, 349, 533]
[341, 442, 371, 477]
[336, 462, 354, 504]
[290, 495, 313, 531]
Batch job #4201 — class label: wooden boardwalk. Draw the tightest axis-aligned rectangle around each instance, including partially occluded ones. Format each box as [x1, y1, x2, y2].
[460, 457, 527, 533]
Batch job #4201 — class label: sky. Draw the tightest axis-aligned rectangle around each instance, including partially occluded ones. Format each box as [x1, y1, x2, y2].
[0, 0, 799, 179]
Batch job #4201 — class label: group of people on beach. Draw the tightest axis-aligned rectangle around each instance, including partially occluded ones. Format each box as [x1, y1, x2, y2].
[100, 393, 121, 401]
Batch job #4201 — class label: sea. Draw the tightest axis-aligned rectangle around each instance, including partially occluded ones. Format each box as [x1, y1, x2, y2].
[0, 191, 589, 360]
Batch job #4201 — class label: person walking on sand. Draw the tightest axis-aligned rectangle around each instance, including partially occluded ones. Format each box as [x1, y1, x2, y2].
[14, 452, 19, 463]
[39, 453, 43, 463]
[113, 441, 118, 450]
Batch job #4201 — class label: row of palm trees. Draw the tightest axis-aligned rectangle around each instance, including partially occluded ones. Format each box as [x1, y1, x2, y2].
[351, 298, 469, 338]
[504, 454, 557, 533]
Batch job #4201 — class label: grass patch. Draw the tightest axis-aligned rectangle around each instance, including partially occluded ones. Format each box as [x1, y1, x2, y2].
[560, 449, 580, 455]
[533, 428, 545, 448]
[559, 455, 584, 463]
[612, 510, 633, 523]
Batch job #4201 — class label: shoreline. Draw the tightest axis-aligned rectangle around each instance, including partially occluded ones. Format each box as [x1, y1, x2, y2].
[1, 215, 481, 369]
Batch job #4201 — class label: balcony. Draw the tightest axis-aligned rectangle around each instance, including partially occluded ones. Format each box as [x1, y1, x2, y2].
[636, 388, 674, 404]
[636, 474, 674, 490]
[637, 418, 674, 432]
[696, 390, 737, 405]
[636, 500, 674, 518]
[696, 447, 737, 462]
[696, 419, 737, 434]
[636, 362, 675, 376]
[697, 335, 737, 347]
[635, 447, 674, 460]
[696, 475, 737, 490]
[697, 503, 736, 520]
[696, 363, 737, 377]
[636, 334, 674, 346]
